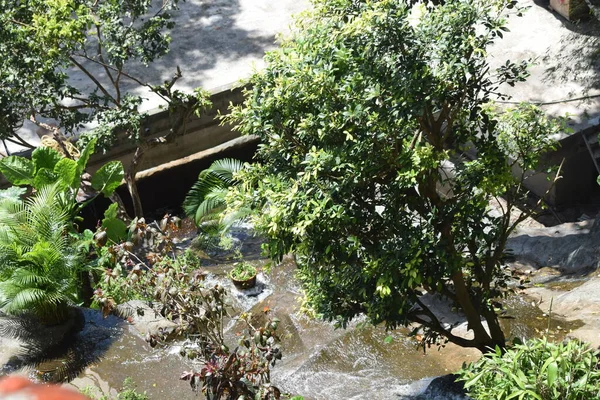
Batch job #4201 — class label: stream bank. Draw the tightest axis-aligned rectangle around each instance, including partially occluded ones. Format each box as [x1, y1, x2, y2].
[2, 207, 600, 399]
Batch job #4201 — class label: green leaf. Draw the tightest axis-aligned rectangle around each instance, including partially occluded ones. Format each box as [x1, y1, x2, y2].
[32, 147, 62, 173]
[101, 203, 127, 243]
[102, 217, 127, 243]
[383, 335, 393, 344]
[0, 156, 34, 186]
[53, 158, 78, 189]
[463, 372, 484, 389]
[34, 168, 59, 189]
[76, 136, 96, 177]
[547, 361, 558, 387]
[91, 161, 124, 197]
[0, 187, 26, 202]
[104, 202, 119, 220]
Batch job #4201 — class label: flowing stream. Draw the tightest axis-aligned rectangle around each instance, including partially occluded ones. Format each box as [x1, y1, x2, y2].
[1, 224, 582, 399]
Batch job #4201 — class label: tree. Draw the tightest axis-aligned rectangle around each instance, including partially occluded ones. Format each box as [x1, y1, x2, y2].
[0, 0, 210, 217]
[225, 0, 563, 352]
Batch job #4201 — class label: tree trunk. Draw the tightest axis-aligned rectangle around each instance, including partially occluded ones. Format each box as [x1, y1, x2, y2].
[482, 306, 506, 350]
[126, 146, 145, 218]
[451, 270, 494, 346]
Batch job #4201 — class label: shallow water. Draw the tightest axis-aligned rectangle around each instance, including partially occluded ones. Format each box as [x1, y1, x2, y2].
[3, 224, 582, 399]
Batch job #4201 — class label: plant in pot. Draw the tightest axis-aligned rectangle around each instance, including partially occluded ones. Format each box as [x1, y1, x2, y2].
[228, 262, 258, 290]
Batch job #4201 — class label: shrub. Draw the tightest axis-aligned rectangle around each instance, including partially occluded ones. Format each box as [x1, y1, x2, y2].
[90, 215, 284, 399]
[0, 183, 86, 324]
[458, 338, 600, 400]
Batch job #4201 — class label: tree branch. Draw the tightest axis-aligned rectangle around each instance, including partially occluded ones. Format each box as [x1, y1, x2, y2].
[69, 56, 116, 104]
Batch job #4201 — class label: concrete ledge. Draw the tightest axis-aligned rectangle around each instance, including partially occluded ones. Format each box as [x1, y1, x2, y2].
[0, 82, 250, 188]
[86, 82, 248, 174]
[135, 135, 258, 181]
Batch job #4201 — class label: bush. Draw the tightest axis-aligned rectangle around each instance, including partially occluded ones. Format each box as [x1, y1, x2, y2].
[458, 338, 600, 400]
[0, 184, 85, 324]
[90, 215, 285, 399]
[229, 262, 258, 281]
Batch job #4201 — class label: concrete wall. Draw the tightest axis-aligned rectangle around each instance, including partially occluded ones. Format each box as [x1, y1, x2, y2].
[0, 82, 249, 188]
[86, 82, 247, 174]
[523, 127, 600, 208]
[3, 80, 600, 210]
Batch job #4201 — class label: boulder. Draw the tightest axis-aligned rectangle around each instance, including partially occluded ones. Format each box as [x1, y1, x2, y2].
[526, 276, 600, 347]
[507, 220, 599, 274]
[115, 300, 178, 340]
[414, 374, 470, 400]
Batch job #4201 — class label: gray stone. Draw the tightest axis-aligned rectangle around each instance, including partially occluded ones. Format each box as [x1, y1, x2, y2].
[506, 219, 599, 274]
[525, 276, 600, 346]
[414, 374, 470, 400]
[116, 300, 178, 340]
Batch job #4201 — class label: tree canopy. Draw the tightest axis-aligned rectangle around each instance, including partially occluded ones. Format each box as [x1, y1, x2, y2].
[0, 0, 210, 216]
[226, 0, 562, 352]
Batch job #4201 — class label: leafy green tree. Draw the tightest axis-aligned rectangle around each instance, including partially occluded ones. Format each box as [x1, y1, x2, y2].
[0, 0, 210, 217]
[225, 0, 563, 352]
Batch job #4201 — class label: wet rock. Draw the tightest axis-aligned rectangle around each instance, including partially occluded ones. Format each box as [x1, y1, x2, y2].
[191, 223, 264, 263]
[525, 275, 600, 347]
[116, 300, 178, 340]
[66, 309, 194, 399]
[507, 219, 599, 274]
[414, 374, 470, 400]
[0, 308, 125, 382]
[547, 277, 600, 347]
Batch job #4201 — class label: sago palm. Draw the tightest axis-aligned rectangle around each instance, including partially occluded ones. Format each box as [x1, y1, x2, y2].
[183, 158, 250, 229]
[0, 183, 83, 325]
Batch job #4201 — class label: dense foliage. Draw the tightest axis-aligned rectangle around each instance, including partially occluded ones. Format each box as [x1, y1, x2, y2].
[91, 215, 284, 399]
[458, 338, 600, 400]
[0, 141, 123, 323]
[0, 0, 210, 217]
[0, 184, 84, 323]
[226, 0, 563, 351]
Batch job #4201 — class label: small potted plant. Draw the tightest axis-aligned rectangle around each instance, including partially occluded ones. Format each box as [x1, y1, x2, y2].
[229, 261, 258, 290]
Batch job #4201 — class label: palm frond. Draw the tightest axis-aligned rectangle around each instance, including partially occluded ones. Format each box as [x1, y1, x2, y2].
[0, 182, 80, 321]
[4, 268, 55, 287]
[221, 206, 253, 231]
[204, 158, 244, 184]
[194, 188, 229, 223]
[183, 158, 244, 226]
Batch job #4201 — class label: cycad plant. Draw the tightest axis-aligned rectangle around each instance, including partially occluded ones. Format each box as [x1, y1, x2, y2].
[183, 158, 249, 229]
[0, 183, 84, 325]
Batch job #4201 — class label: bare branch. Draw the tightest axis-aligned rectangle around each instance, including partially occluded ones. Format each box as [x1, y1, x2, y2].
[69, 56, 117, 104]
